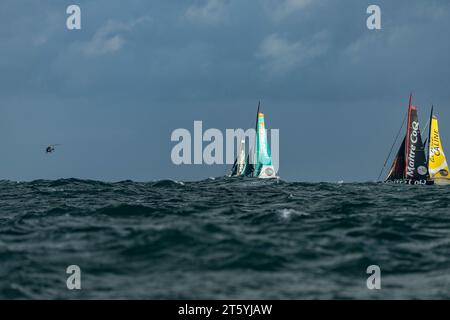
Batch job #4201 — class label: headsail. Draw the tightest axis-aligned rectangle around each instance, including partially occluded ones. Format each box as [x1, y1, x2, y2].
[386, 137, 406, 180]
[404, 103, 428, 180]
[428, 112, 450, 180]
[230, 139, 247, 177]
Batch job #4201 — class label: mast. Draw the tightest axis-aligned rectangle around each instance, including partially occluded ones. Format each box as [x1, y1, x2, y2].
[404, 93, 413, 179]
[255, 101, 260, 130]
[377, 105, 407, 181]
[252, 101, 260, 176]
[427, 105, 434, 171]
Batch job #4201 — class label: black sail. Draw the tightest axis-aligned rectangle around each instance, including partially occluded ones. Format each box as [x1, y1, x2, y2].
[386, 137, 406, 181]
[230, 158, 238, 176]
[242, 154, 254, 177]
[405, 106, 428, 180]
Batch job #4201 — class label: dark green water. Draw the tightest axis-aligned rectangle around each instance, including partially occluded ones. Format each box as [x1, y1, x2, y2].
[1, 178, 450, 299]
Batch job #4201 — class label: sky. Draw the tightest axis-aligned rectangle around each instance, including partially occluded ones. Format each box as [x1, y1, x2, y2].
[1, 0, 450, 182]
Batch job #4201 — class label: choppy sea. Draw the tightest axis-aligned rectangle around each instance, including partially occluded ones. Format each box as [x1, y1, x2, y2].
[1, 177, 450, 299]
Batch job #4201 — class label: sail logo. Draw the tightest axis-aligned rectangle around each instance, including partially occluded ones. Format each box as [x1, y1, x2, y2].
[170, 121, 279, 172]
[430, 129, 441, 161]
[406, 121, 419, 178]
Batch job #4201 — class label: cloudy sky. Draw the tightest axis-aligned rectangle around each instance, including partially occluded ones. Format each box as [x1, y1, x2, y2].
[1, 0, 450, 182]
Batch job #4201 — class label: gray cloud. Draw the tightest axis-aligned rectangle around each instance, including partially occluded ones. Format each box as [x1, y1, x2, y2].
[257, 31, 328, 75]
[266, 0, 313, 21]
[185, 0, 229, 25]
[1, 0, 450, 182]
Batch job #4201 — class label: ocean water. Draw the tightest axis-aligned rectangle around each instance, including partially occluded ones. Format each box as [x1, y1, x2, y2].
[1, 177, 450, 299]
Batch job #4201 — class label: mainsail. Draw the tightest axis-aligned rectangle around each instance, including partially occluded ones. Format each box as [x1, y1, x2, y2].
[428, 110, 450, 180]
[244, 101, 261, 177]
[385, 94, 429, 183]
[254, 112, 276, 178]
[404, 104, 428, 180]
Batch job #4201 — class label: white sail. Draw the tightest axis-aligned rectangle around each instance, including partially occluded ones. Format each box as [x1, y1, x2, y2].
[236, 139, 246, 176]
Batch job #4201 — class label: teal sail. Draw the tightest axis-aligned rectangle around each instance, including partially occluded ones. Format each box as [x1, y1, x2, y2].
[254, 110, 277, 178]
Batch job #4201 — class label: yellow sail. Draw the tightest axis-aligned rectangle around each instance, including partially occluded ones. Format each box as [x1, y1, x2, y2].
[428, 116, 450, 181]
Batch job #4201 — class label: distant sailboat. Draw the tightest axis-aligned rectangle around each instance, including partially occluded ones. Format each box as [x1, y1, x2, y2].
[427, 106, 450, 185]
[230, 102, 278, 179]
[230, 139, 246, 177]
[385, 94, 432, 185]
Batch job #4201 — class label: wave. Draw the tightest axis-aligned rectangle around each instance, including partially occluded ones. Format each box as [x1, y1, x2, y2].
[2, 178, 450, 299]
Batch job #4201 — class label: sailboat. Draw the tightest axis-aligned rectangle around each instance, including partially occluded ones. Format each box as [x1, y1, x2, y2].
[385, 95, 432, 185]
[427, 106, 450, 185]
[230, 139, 246, 177]
[230, 102, 278, 179]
